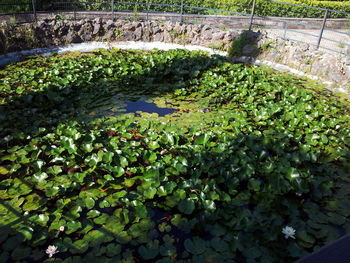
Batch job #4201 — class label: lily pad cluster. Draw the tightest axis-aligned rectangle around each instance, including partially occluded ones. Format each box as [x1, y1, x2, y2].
[0, 49, 350, 263]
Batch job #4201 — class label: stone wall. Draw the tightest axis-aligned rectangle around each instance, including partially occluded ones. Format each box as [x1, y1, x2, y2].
[256, 34, 350, 89]
[0, 18, 240, 54]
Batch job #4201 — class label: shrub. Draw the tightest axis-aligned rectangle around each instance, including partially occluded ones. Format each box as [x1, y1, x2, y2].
[228, 32, 250, 57]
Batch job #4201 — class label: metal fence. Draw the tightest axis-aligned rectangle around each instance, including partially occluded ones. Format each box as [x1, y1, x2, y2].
[0, 0, 349, 55]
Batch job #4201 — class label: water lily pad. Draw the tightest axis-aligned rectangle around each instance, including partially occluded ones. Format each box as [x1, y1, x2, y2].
[178, 199, 195, 215]
[184, 237, 206, 255]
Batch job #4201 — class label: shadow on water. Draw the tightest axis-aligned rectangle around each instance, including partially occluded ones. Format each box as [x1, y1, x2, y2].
[0, 46, 350, 263]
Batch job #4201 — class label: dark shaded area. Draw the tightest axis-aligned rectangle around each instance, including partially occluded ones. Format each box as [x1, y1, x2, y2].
[296, 234, 350, 263]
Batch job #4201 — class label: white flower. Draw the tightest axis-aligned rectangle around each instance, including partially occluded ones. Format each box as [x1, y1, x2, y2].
[59, 226, 65, 232]
[282, 226, 296, 239]
[46, 245, 58, 258]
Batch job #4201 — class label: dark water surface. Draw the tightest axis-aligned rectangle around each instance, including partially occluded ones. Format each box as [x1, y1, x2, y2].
[121, 100, 178, 116]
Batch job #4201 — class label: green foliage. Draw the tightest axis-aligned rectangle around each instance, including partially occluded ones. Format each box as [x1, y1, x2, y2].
[0, 49, 350, 263]
[228, 32, 249, 57]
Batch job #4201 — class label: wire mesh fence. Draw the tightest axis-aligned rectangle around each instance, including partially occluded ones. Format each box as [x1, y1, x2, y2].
[251, 0, 350, 55]
[0, 0, 349, 55]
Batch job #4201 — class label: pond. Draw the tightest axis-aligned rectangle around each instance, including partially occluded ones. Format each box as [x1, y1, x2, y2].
[115, 100, 178, 116]
[0, 48, 350, 263]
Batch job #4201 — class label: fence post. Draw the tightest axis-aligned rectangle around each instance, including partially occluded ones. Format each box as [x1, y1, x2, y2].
[283, 21, 287, 40]
[146, 0, 150, 23]
[31, 0, 37, 22]
[73, 2, 77, 21]
[180, 0, 184, 23]
[112, 0, 115, 21]
[249, 0, 256, 31]
[317, 9, 328, 49]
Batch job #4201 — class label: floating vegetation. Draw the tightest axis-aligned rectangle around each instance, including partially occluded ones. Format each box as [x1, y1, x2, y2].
[0, 48, 350, 263]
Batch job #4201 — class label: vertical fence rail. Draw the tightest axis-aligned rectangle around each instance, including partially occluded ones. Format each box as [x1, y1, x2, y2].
[283, 21, 287, 40]
[31, 0, 37, 22]
[111, 0, 115, 21]
[249, 0, 256, 31]
[146, 0, 150, 23]
[73, 2, 77, 20]
[317, 9, 328, 49]
[180, 0, 184, 23]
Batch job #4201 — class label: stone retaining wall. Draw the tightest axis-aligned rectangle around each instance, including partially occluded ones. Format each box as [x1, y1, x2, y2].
[0, 18, 240, 54]
[1, 12, 350, 29]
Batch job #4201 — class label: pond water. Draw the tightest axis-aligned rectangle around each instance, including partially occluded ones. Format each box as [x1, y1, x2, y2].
[109, 100, 178, 117]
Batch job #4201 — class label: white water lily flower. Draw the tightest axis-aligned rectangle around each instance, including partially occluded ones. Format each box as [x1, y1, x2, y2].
[59, 226, 65, 232]
[46, 245, 58, 257]
[282, 226, 296, 239]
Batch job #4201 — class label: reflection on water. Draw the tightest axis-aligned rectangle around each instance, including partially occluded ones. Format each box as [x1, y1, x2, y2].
[119, 100, 178, 116]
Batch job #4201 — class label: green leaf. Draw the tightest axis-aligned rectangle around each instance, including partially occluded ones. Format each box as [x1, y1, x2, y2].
[178, 199, 195, 215]
[82, 143, 93, 153]
[17, 227, 34, 241]
[23, 193, 45, 211]
[105, 243, 121, 257]
[0, 166, 9, 175]
[11, 247, 31, 261]
[286, 167, 300, 180]
[87, 210, 101, 218]
[84, 197, 95, 209]
[103, 152, 114, 163]
[138, 241, 159, 260]
[66, 220, 82, 234]
[297, 230, 315, 244]
[195, 133, 211, 145]
[144, 187, 157, 199]
[46, 165, 62, 175]
[36, 214, 50, 226]
[184, 237, 206, 255]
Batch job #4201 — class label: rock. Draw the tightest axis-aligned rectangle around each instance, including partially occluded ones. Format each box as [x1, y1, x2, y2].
[201, 25, 211, 33]
[174, 22, 186, 34]
[78, 23, 93, 41]
[164, 21, 173, 31]
[202, 30, 213, 40]
[122, 31, 135, 41]
[123, 22, 141, 32]
[65, 32, 83, 44]
[104, 20, 115, 31]
[191, 35, 201, 45]
[92, 22, 101, 35]
[152, 25, 161, 35]
[212, 31, 225, 40]
[122, 23, 136, 31]
[163, 30, 172, 42]
[224, 31, 235, 42]
[101, 29, 113, 40]
[154, 32, 164, 42]
[192, 25, 201, 33]
[134, 27, 143, 41]
[93, 17, 102, 25]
